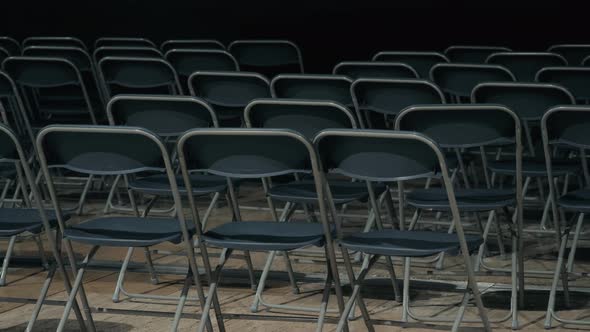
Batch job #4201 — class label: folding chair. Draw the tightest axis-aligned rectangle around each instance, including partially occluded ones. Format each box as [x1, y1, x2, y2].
[372, 51, 449, 79]
[23, 37, 86, 50]
[536, 66, 590, 104]
[228, 40, 304, 78]
[3, 56, 97, 125]
[472, 82, 577, 234]
[314, 129, 490, 332]
[332, 61, 418, 79]
[430, 63, 515, 102]
[0, 70, 36, 148]
[541, 105, 590, 328]
[486, 52, 567, 82]
[350, 78, 445, 128]
[188, 71, 270, 126]
[444, 46, 512, 63]
[36, 125, 219, 332]
[176, 127, 346, 332]
[244, 98, 398, 314]
[165, 49, 238, 93]
[161, 39, 225, 53]
[0, 37, 20, 55]
[22, 46, 105, 117]
[94, 37, 156, 49]
[97, 56, 182, 104]
[106, 94, 256, 302]
[548, 44, 590, 66]
[93, 46, 163, 64]
[271, 74, 353, 108]
[395, 104, 523, 329]
[0, 123, 92, 331]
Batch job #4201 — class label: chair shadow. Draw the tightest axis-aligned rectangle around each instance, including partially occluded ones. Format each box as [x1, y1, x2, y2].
[482, 289, 590, 311]
[0, 319, 134, 332]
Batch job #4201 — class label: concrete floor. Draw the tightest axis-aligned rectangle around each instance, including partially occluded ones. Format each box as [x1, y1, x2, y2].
[1, 183, 590, 331]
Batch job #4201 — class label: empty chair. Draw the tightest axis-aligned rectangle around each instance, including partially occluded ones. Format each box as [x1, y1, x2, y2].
[444, 45, 512, 63]
[165, 49, 238, 92]
[351, 78, 445, 128]
[229, 40, 304, 77]
[0, 71, 34, 144]
[536, 67, 590, 103]
[23, 37, 86, 50]
[94, 37, 156, 49]
[548, 44, 590, 65]
[176, 128, 346, 332]
[542, 106, 590, 329]
[0, 37, 20, 55]
[0, 123, 90, 331]
[372, 51, 449, 78]
[36, 125, 216, 331]
[97, 56, 182, 102]
[161, 39, 225, 53]
[271, 74, 353, 107]
[188, 71, 270, 126]
[93, 46, 163, 64]
[486, 52, 567, 81]
[3, 56, 97, 125]
[430, 63, 515, 102]
[333, 61, 418, 79]
[315, 129, 490, 332]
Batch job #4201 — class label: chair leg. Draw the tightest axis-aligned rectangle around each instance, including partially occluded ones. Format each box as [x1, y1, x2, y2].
[143, 247, 159, 285]
[33, 234, 49, 269]
[57, 245, 99, 332]
[251, 250, 277, 313]
[171, 269, 194, 332]
[315, 259, 334, 332]
[566, 213, 584, 273]
[402, 257, 411, 322]
[544, 219, 572, 329]
[103, 175, 121, 214]
[25, 264, 56, 332]
[198, 248, 233, 332]
[451, 292, 470, 332]
[75, 175, 94, 216]
[475, 210, 497, 272]
[335, 254, 379, 332]
[63, 239, 96, 332]
[112, 247, 134, 303]
[0, 235, 17, 286]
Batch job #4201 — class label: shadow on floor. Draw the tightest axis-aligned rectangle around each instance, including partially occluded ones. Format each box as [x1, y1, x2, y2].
[482, 289, 590, 311]
[0, 319, 134, 332]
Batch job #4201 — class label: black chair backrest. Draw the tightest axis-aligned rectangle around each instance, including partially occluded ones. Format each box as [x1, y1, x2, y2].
[23, 37, 86, 50]
[271, 74, 353, 107]
[245, 99, 356, 139]
[543, 106, 590, 151]
[548, 45, 590, 66]
[372, 51, 449, 79]
[107, 94, 218, 136]
[98, 56, 182, 99]
[178, 128, 314, 179]
[0, 37, 20, 55]
[315, 129, 444, 182]
[94, 37, 156, 49]
[161, 39, 225, 53]
[472, 82, 575, 121]
[536, 67, 590, 103]
[486, 52, 567, 82]
[444, 46, 512, 63]
[229, 40, 303, 77]
[333, 61, 418, 79]
[395, 104, 519, 149]
[165, 49, 238, 78]
[93, 47, 163, 63]
[430, 63, 515, 100]
[0, 71, 33, 144]
[37, 125, 168, 175]
[188, 71, 270, 124]
[351, 78, 445, 127]
[23, 46, 93, 72]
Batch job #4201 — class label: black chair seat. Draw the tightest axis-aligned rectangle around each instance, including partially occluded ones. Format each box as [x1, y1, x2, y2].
[268, 180, 385, 204]
[64, 217, 195, 247]
[202, 221, 326, 251]
[0, 208, 59, 237]
[129, 174, 229, 196]
[488, 159, 578, 177]
[406, 188, 516, 211]
[558, 189, 590, 212]
[340, 230, 482, 257]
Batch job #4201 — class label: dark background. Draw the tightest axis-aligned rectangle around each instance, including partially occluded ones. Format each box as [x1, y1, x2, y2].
[1, 1, 585, 72]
